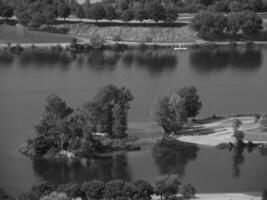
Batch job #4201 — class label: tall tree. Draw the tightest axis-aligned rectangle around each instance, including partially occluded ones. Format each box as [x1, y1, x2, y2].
[90, 3, 106, 22]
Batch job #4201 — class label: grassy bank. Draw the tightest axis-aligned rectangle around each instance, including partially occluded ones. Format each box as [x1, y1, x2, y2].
[0, 24, 72, 44]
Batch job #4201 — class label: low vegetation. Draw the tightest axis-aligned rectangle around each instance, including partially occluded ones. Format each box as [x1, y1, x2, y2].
[0, 176, 196, 200]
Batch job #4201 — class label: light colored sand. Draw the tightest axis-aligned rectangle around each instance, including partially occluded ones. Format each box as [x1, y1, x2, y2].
[151, 192, 261, 200]
[178, 116, 267, 147]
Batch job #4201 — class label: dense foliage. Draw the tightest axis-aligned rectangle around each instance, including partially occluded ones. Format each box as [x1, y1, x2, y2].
[191, 10, 263, 39]
[3, 177, 196, 200]
[152, 86, 202, 136]
[31, 84, 133, 157]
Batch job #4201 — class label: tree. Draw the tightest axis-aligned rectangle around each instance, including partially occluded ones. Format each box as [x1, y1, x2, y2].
[57, 3, 71, 21]
[147, 1, 166, 23]
[105, 5, 116, 20]
[132, 180, 154, 200]
[104, 180, 128, 200]
[133, 3, 147, 22]
[40, 192, 68, 200]
[227, 12, 242, 35]
[1, 6, 13, 19]
[260, 113, 267, 131]
[152, 95, 183, 137]
[57, 183, 85, 199]
[229, 1, 243, 12]
[82, 180, 105, 200]
[232, 119, 242, 134]
[211, 1, 229, 13]
[239, 11, 263, 35]
[45, 94, 73, 119]
[121, 9, 134, 22]
[75, 6, 85, 21]
[177, 86, 202, 120]
[90, 3, 106, 22]
[191, 10, 227, 38]
[165, 7, 178, 23]
[154, 175, 180, 200]
[180, 184, 196, 200]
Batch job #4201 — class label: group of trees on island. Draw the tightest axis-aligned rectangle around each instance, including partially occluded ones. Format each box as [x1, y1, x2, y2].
[29, 84, 202, 157]
[2, 176, 196, 200]
[32, 84, 133, 157]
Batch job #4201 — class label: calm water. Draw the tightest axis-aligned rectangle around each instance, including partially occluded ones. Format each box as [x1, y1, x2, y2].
[0, 47, 267, 195]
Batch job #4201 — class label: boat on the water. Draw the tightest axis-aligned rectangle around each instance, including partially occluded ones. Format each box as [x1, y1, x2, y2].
[174, 44, 187, 50]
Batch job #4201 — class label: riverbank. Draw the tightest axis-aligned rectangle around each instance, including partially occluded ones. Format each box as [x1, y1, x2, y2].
[177, 115, 267, 147]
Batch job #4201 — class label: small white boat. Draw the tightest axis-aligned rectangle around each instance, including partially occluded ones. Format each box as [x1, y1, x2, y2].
[174, 44, 187, 50]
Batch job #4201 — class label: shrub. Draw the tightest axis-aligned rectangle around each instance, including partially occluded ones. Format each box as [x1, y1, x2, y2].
[90, 35, 104, 49]
[154, 175, 180, 200]
[40, 192, 68, 200]
[229, 41, 237, 49]
[180, 184, 196, 200]
[104, 180, 127, 200]
[57, 183, 84, 199]
[82, 180, 105, 200]
[132, 180, 154, 200]
[113, 35, 121, 41]
[245, 41, 256, 49]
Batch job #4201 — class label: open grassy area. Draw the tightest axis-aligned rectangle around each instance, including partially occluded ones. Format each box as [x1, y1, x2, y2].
[0, 24, 72, 44]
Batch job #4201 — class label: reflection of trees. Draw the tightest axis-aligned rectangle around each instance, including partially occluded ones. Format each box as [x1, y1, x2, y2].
[19, 49, 72, 66]
[86, 50, 120, 71]
[121, 50, 177, 76]
[190, 49, 262, 73]
[32, 153, 132, 184]
[152, 139, 199, 177]
[232, 146, 245, 178]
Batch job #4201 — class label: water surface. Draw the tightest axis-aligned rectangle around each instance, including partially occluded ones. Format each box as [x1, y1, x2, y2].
[0, 47, 267, 195]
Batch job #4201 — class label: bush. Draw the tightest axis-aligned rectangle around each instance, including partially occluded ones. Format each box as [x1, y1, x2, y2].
[82, 180, 105, 200]
[245, 41, 256, 49]
[104, 180, 128, 200]
[229, 41, 237, 49]
[57, 183, 84, 199]
[132, 180, 154, 200]
[113, 35, 121, 41]
[154, 175, 180, 200]
[90, 35, 104, 49]
[180, 184, 196, 200]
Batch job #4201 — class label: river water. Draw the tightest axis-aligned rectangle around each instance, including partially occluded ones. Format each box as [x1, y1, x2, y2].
[0, 47, 267, 195]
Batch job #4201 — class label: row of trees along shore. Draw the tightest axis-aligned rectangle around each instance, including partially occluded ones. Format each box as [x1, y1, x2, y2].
[1, 175, 196, 200]
[29, 84, 202, 158]
[1, 0, 267, 27]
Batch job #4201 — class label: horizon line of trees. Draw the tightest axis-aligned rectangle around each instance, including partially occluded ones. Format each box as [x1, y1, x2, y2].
[1, 175, 196, 200]
[1, 0, 267, 27]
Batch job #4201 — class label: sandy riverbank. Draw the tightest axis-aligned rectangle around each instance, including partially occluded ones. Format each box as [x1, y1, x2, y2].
[177, 116, 267, 147]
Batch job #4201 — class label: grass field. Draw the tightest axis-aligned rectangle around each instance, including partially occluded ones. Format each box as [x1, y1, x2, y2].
[0, 24, 72, 44]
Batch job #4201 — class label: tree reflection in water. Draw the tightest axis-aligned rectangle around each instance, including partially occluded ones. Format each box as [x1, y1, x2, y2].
[32, 153, 132, 184]
[190, 49, 262, 73]
[152, 139, 199, 178]
[121, 50, 177, 76]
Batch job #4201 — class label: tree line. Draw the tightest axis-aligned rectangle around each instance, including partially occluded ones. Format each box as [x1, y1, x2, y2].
[191, 9, 263, 39]
[1, 175, 196, 200]
[1, 0, 267, 28]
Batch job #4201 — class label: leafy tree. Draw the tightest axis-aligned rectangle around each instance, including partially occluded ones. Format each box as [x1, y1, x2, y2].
[133, 3, 147, 21]
[147, 1, 166, 23]
[90, 3, 106, 22]
[57, 183, 85, 199]
[31, 182, 57, 198]
[154, 175, 180, 200]
[104, 180, 127, 200]
[57, 3, 71, 21]
[210, 1, 229, 12]
[104, 5, 116, 20]
[1, 6, 13, 19]
[180, 184, 196, 200]
[227, 12, 242, 34]
[165, 7, 178, 23]
[232, 119, 242, 134]
[239, 11, 263, 35]
[229, 1, 243, 12]
[260, 113, 267, 131]
[75, 6, 85, 21]
[45, 94, 73, 119]
[191, 10, 227, 38]
[40, 192, 68, 200]
[152, 95, 183, 137]
[29, 13, 47, 27]
[132, 180, 154, 200]
[121, 9, 134, 22]
[82, 180, 105, 200]
[177, 86, 202, 120]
